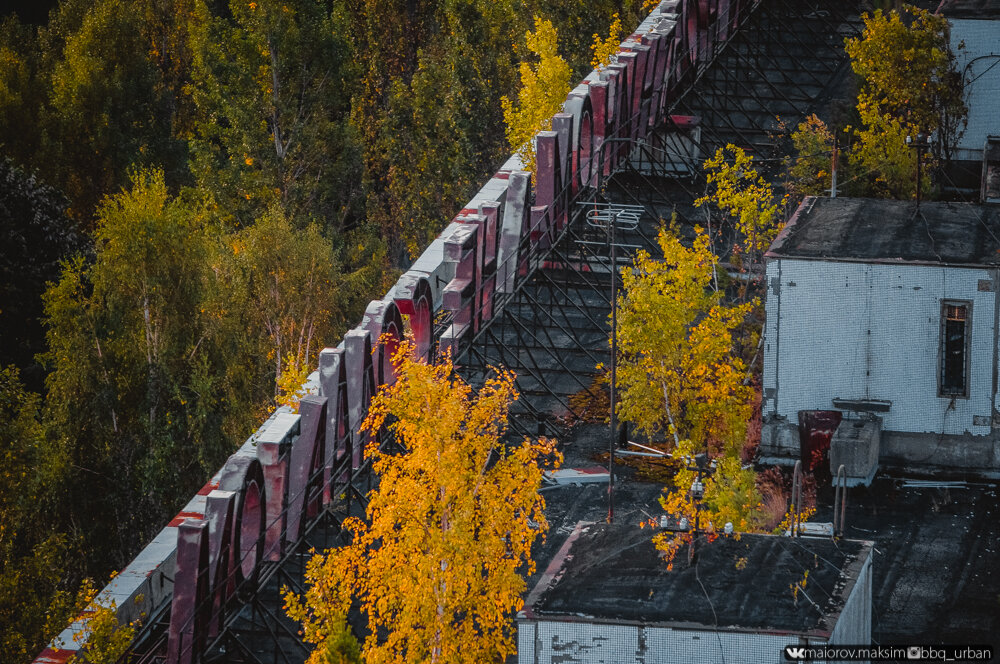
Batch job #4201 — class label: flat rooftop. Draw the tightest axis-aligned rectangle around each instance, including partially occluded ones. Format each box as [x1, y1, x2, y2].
[766, 197, 1000, 267]
[525, 523, 870, 635]
[937, 0, 1000, 18]
[519, 421, 1000, 652]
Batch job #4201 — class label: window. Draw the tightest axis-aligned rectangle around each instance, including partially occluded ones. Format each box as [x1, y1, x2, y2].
[940, 302, 970, 397]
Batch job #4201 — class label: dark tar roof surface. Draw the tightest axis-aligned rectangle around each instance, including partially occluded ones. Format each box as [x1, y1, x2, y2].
[937, 0, 1000, 18]
[528, 523, 871, 635]
[766, 197, 1000, 266]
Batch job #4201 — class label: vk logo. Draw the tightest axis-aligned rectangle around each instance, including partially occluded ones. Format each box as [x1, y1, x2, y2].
[785, 646, 807, 660]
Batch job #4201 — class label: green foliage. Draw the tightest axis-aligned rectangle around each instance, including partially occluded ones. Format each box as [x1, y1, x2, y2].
[501, 17, 571, 173]
[47, 0, 184, 224]
[0, 366, 83, 664]
[541, 0, 641, 80]
[68, 584, 138, 664]
[187, 0, 361, 231]
[315, 621, 363, 664]
[41, 170, 218, 564]
[366, 45, 484, 259]
[0, 17, 48, 171]
[352, 0, 531, 260]
[849, 105, 925, 199]
[39, 170, 355, 575]
[222, 207, 347, 399]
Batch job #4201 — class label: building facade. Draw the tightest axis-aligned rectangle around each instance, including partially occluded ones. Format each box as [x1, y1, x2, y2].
[761, 197, 1000, 475]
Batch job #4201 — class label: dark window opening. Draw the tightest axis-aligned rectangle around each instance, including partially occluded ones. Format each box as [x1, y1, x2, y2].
[941, 303, 969, 397]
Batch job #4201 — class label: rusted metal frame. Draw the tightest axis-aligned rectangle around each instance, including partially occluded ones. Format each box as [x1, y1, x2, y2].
[463, 302, 600, 369]
[773, 0, 859, 72]
[211, 508, 349, 661]
[530, 281, 607, 369]
[116, 601, 171, 663]
[752, 14, 836, 86]
[543, 229, 611, 300]
[462, 292, 569, 387]
[224, 603, 297, 664]
[501, 381, 559, 440]
[603, 170, 697, 243]
[463, 337, 578, 434]
[453, 198, 594, 365]
[123, 396, 383, 663]
[222, 634, 268, 664]
[627, 136, 704, 199]
[195, 459, 365, 662]
[275, 560, 307, 600]
[664, 0, 770, 118]
[251, 598, 310, 660]
[624, 126, 705, 198]
[700, 66, 794, 139]
[602, 170, 703, 237]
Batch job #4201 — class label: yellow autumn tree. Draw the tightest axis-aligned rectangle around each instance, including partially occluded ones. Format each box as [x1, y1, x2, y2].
[651, 440, 767, 569]
[849, 104, 924, 199]
[842, 5, 966, 197]
[844, 5, 965, 146]
[501, 17, 571, 173]
[787, 114, 834, 198]
[67, 578, 139, 664]
[284, 339, 560, 664]
[696, 145, 783, 282]
[615, 222, 754, 449]
[590, 13, 622, 70]
[614, 224, 765, 567]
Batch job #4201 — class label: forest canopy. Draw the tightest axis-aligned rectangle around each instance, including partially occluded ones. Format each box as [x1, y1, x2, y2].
[0, 0, 639, 659]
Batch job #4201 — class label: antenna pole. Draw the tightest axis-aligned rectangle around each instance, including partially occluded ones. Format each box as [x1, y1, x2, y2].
[608, 212, 617, 524]
[830, 135, 838, 198]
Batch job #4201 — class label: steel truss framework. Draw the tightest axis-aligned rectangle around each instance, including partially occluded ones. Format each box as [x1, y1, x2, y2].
[122, 453, 378, 664]
[458, 0, 863, 440]
[119, 1, 863, 660]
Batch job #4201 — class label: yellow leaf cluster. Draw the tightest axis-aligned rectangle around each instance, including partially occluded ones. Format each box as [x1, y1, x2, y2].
[590, 13, 622, 70]
[501, 17, 571, 173]
[696, 145, 783, 275]
[276, 352, 312, 412]
[615, 222, 754, 447]
[66, 580, 140, 664]
[285, 339, 560, 664]
[651, 438, 767, 568]
[787, 114, 834, 197]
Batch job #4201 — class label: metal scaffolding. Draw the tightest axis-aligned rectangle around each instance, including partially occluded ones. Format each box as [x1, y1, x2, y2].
[117, 1, 863, 661]
[456, 0, 863, 442]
